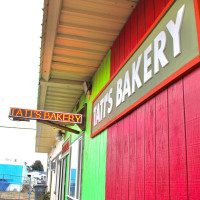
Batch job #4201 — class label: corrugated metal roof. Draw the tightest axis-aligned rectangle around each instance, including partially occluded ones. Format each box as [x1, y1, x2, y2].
[36, 0, 139, 153]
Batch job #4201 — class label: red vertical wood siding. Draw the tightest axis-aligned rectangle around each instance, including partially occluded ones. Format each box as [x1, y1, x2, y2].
[168, 80, 188, 200]
[136, 105, 145, 200]
[110, 0, 168, 77]
[114, 36, 120, 74]
[110, 124, 117, 200]
[106, 0, 200, 199]
[145, 0, 155, 30]
[105, 128, 112, 200]
[128, 112, 137, 200]
[155, 90, 169, 200]
[124, 17, 131, 59]
[130, 9, 138, 53]
[119, 28, 125, 67]
[116, 120, 123, 200]
[106, 65, 200, 200]
[165, 0, 171, 6]
[137, 0, 146, 42]
[122, 116, 129, 200]
[154, 0, 165, 20]
[184, 67, 200, 199]
[145, 98, 156, 200]
[110, 43, 115, 79]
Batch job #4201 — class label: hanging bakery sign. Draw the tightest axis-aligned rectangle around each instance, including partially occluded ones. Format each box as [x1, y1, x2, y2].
[91, 0, 200, 137]
[9, 107, 82, 124]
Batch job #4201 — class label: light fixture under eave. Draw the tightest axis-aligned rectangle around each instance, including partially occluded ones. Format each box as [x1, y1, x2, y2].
[56, 130, 65, 141]
[51, 145, 56, 149]
[83, 81, 92, 100]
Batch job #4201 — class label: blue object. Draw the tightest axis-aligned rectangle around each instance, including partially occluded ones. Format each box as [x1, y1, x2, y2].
[0, 179, 10, 191]
[70, 169, 76, 183]
[0, 164, 23, 184]
[70, 169, 77, 196]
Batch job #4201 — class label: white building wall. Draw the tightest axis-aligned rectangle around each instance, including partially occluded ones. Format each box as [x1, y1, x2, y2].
[47, 140, 63, 200]
[28, 171, 41, 178]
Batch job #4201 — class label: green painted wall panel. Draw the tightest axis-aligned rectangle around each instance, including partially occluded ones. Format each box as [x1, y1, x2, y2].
[64, 51, 110, 200]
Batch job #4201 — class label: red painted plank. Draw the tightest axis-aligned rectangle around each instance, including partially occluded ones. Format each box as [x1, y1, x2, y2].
[154, 0, 165, 20]
[145, 0, 155, 30]
[156, 89, 170, 200]
[137, 0, 146, 42]
[131, 9, 138, 51]
[125, 17, 131, 58]
[168, 80, 188, 200]
[115, 35, 120, 73]
[136, 104, 145, 200]
[145, 98, 156, 200]
[116, 120, 124, 200]
[110, 43, 115, 78]
[122, 116, 129, 200]
[119, 27, 125, 67]
[105, 128, 112, 200]
[165, 0, 171, 5]
[184, 67, 200, 199]
[129, 111, 136, 200]
[110, 125, 118, 200]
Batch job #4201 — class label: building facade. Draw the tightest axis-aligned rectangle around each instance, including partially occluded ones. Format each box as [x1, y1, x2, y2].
[0, 161, 28, 192]
[37, 0, 200, 199]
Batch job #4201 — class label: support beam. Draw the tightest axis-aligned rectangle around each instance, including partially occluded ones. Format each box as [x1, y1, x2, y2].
[36, 137, 55, 139]
[40, 78, 83, 90]
[57, 33, 112, 47]
[59, 21, 118, 34]
[54, 45, 105, 55]
[38, 120, 80, 134]
[45, 104, 73, 110]
[38, 85, 47, 110]
[46, 95, 79, 102]
[61, 7, 127, 23]
[77, 104, 87, 132]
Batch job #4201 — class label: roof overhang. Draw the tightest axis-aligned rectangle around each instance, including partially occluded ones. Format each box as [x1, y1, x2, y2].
[36, 0, 139, 153]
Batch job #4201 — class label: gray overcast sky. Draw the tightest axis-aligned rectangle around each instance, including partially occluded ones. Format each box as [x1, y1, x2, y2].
[0, 0, 47, 169]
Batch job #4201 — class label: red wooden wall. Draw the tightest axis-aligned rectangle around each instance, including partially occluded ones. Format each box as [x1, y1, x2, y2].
[106, 66, 200, 200]
[106, 0, 200, 199]
[110, 0, 171, 78]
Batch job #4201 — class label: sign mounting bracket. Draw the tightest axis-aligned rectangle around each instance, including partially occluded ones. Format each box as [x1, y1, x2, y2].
[38, 120, 80, 134]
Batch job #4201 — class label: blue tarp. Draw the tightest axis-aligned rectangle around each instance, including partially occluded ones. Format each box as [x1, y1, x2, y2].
[0, 179, 10, 191]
